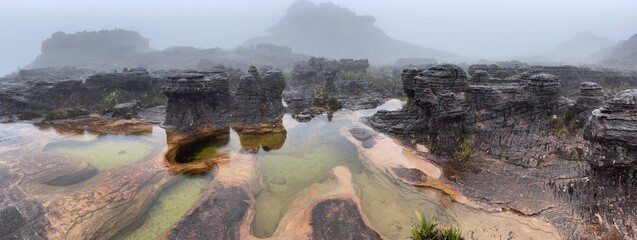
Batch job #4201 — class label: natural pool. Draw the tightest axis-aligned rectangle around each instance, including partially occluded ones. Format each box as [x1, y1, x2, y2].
[0, 99, 560, 239]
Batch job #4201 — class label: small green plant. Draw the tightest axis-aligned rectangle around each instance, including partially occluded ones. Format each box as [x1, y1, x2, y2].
[551, 116, 564, 132]
[567, 118, 583, 136]
[453, 135, 474, 161]
[411, 210, 462, 240]
[311, 84, 328, 107]
[102, 90, 120, 112]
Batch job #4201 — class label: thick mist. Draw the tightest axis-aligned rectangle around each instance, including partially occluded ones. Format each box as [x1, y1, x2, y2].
[1, 0, 637, 75]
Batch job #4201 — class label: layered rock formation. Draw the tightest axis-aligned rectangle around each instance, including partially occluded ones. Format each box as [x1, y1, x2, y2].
[467, 64, 523, 79]
[469, 64, 637, 97]
[163, 66, 286, 131]
[549, 89, 637, 238]
[369, 64, 570, 166]
[0, 68, 164, 118]
[285, 57, 391, 112]
[571, 82, 607, 123]
[584, 89, 637, 168]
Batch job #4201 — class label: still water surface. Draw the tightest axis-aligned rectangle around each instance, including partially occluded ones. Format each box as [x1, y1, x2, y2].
[0, 100, 559, 239]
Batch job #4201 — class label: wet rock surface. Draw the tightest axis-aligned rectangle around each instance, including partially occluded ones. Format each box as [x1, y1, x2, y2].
[0, 123, 171, 240]
[43, 159, 172, 240]
[163, 149, 258, 240]
[35, 118, 153, 135]
[348, 127, 377, 148]
[163, 183, 251, 240]
[310, 199, 382, 240]
[271, 166, 383, 239]
[0, 166, 49, 240]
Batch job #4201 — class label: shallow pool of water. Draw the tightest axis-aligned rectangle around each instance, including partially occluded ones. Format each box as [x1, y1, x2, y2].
[0, 99, 560, 239]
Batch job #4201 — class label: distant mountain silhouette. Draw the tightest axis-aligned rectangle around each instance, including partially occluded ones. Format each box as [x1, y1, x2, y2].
[548, 31, 615, 63]
[29, 29, 151, 69]
[596, 34, 637, 69]
[243, 0, 460, 64]
[26, 29, 308, 71]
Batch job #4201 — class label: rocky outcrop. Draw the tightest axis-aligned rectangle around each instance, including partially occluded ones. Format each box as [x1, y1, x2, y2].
[0, 67, 96, 83]
[468, 64, 523, 79]
[468, 64, 637, 97]
[584, 89, 637, 168]
[163, 66, 286, 131]
[0, 68, 164, 118]
[369, 64, 570, 166]
[546, 89, 637, 238]
[575, 82, 605, 111]
[571, 82, 607, 124]
[371, 64, 472, 158]
[111, 102, 140, 119]
[338, 59, 369, 73]
[285, 57, 390, 112]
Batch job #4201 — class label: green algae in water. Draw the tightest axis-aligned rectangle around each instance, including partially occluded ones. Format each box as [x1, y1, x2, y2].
[193, 146, 217, 161]
[252, 144, 361, 237]
[49, 139, 154, 171]
[238, 130, 287, 151]
[174, 133, 229, 163]
[125, 176, 210, 240]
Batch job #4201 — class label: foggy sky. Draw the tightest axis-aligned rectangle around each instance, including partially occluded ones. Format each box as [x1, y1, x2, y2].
[1, 0, 637, 76]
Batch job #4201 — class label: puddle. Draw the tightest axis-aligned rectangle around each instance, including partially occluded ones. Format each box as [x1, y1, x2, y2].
[44, 136, 156, 170]
[124, 175, 212, 240]
[0, 99, 561, 239]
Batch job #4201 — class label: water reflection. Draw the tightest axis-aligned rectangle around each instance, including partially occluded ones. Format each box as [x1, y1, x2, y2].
[163, 119, 288, 175]
[236, 126, 287, 152]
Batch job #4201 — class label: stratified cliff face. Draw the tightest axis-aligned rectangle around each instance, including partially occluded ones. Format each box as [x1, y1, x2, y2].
[163, 66, 286, 131]
[469, 64, 637, 97]
[584, 89, 637, 168]
[369, 64, 574, 167]
[553, 89, 637, 239]
[244, 0, 459, 63]
[30, 30, 151, 69]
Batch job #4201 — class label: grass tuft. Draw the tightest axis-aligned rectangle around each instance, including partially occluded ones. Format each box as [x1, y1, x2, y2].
[411, 210, 463, 240]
